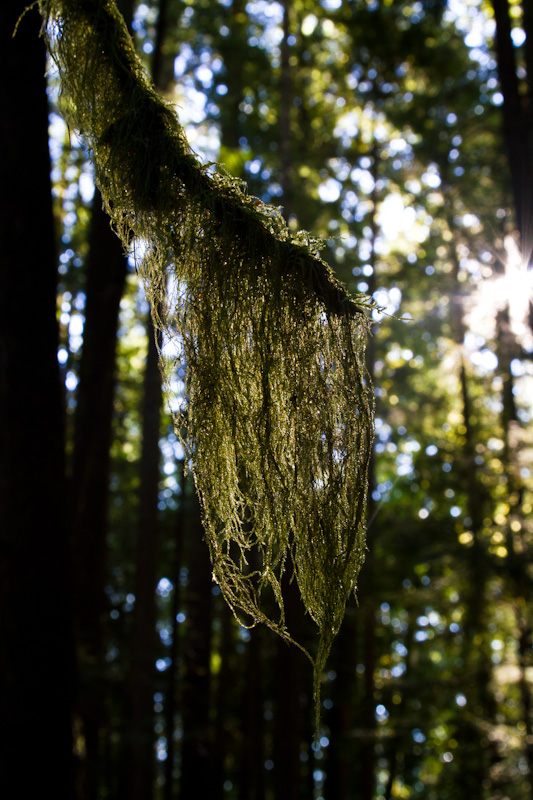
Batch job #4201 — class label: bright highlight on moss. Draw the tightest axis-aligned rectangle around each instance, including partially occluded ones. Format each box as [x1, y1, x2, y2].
[39, 0, 374, 718]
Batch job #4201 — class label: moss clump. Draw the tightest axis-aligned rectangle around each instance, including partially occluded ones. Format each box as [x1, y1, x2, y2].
[40, 0, 374, 720]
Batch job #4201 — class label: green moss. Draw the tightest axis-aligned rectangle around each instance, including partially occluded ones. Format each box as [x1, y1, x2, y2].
[40, 0, 374, 721]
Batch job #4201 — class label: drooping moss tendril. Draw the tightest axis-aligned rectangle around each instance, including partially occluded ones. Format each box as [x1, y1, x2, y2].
[39, 0, 374, 725]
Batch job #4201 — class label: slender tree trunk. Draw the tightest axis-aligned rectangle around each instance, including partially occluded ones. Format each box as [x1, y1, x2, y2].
[325, 600, 359, 800]
[164, 462, 185, 800]
[272, 576, 305, 800]
[218, 0, 247, 155]
[239, 626, 266, 800]
[125, 315, 163, 800]
[357, 147, 380, 800]
[280, 0, 294, 219]
[490, 0, 532, 242]
[179, 487, 218, 797]
[0, 3, 75, 796]
[68, 4, 134, 795]
[447, 234, 497, 799]
[70, 188, 129, 800]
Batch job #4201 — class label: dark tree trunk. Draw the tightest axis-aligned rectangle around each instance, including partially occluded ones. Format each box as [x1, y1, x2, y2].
[272, 576, 308, 800]
[448, 235, 497, 799]
[239, 626, 266, 800]
[179, 488, 218, 797]
[68, 4, 134, 796]
[490, 0, 533, 242]
[325, 600, 359, 800]
[163, 461, 185, 800]
[125, 315, 163, 800]
[71, 186, 128, 644]
[279, 0, 294, 219]
[217, 0, 248, 155]
[0, 3, 75, 796]
[70, 186, 129, 800]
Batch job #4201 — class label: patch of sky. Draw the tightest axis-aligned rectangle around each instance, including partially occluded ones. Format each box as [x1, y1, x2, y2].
[79, 171, 94, 203]
[375, 417, 392, 442]
[462, 213, 480, 228]
[69, 313, 84, 353]
[57, 347, 68, 365]
[394, 641, 408, 657]
[66, 371, 78, 391]
[195, 64, 213, 88]
[174, 44, 193, 78]
[318, 177, 342, 203]
[396, 452, 413, 477]
[511, 28, 526, 48]
[357, 238, 373, 262]
[377, 194, 414, 241]
[48, 112, 67, 161]
[329, 157, 351, 181]
[387, 137, 410, 156]
[391, 663, 406, 678]
[372, 286, 402, 319]
[445, 0, 495, 51]
[247, 158, 262, 175]
[334, 111, 359, 147]
[421, 168, 441, 189]
[157, 577, 173, 597]
[246, 1, 283, 50]
[246, 0, 283, 23]
[350, 167, 375, 194]
[134, 3, 154, 26]
[470, 348, 498, 374]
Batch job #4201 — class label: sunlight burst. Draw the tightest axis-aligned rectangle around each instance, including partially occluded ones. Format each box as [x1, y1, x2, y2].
[466, 235, 533, 350]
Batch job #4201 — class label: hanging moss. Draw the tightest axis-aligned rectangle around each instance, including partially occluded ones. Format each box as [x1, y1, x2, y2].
[39, 0, 374, 721]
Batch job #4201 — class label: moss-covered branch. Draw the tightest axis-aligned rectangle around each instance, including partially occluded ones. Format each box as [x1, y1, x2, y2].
[39, 0, 374, 720]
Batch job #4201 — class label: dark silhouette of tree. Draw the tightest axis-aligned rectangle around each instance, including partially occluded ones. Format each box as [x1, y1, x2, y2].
[0, 2, 75, 797]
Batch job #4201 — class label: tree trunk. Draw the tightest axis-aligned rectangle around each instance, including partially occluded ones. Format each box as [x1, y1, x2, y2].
[279, 0, 294, 219]
[179, 487, 218, 797]
[239, 626, 266, 800]
[0, 3, 75, 796]
[68, 4, 133, 795]
[490, 0, 532, 242]
[272, 577, 305, 800]
[125, 314, 163, 800]
[164, 462, 185, 800]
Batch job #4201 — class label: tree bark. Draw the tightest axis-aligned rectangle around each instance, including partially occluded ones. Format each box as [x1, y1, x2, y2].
[490, 0, 533, 242]
[0, 2, 75, 796]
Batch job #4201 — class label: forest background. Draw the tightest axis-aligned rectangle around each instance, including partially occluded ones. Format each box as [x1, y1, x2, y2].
[1, 0, 533, 799]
